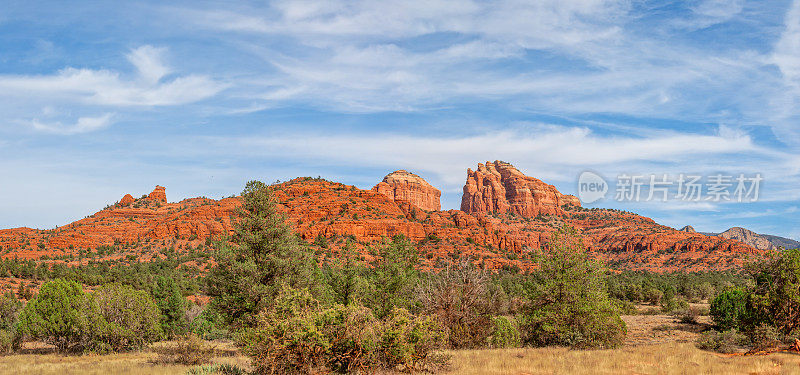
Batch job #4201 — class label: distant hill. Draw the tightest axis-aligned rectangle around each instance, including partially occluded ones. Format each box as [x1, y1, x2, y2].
[762, 234, 800, 250]
[680, 226, 800, 250]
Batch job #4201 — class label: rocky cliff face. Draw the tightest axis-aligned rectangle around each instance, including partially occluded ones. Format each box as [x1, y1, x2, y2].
[717, 227, 774, 250]
[461, 161, 580, 217]
[372, 170, 441, 211]
[679, 225, 696, 233]
[148, 186, 167, 203]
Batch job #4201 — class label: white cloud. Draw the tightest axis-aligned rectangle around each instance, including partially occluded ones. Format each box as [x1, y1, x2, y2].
[172, 0, 790, 131]
[126, 45, 171, 85]
[0, 45, 225, 106]
[185, 0, 625, 44]
[719, 206, 799, 219]
[767, 0, 800, 141]
[657, 202, 719, 212]
[28, 113, 115, 134]
[670, 0, 745, 30]
[772, 1, 800, 88]
[198, 124, 765, 188]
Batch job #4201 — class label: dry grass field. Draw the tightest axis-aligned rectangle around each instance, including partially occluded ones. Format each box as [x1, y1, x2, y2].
[0, 341, 251, 375]
[445, 343, 800, 375]
[2, 342, 798, 375]
[1, 310, 799, 375]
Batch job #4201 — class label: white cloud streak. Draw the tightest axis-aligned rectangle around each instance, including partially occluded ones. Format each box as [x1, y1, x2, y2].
[0, 45, 225, 106]
[200, 124, 770, 188]
[27, 113, 115, 134]
[169, 0, 794, 142]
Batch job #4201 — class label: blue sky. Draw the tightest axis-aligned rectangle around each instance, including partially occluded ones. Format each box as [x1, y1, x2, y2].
[0, 0, 799, 239]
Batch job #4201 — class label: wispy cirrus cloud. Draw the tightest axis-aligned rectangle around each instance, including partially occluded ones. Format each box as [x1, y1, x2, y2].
[170, 0, 793, 136]
[0, 45, 225, 106]
[199, 124, 767, 188]
[27, 113, 115, 135]
[182, 0, 626, 44]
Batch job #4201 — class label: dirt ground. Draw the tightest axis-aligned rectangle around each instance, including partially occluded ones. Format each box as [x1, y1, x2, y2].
[622, 312, 712, 347]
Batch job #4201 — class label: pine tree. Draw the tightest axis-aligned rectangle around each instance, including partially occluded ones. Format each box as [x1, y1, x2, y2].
[151, 276, 188, 338]
[206, 180, 321, 328]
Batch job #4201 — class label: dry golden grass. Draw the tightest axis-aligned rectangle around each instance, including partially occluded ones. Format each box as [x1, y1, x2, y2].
[1, 339, 798, 375]
[445, 343, 800, 375]
[0, 340, 249, 375]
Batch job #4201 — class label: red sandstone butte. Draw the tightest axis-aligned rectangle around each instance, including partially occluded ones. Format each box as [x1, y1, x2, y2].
[461, 160, 581, 217]
[372, 170, 441, 211]
[148, 185, 167, 203]
[119, 194, 135, 206]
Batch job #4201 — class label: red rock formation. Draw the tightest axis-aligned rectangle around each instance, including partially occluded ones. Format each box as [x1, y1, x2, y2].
[461, 161, 580, 217]
[119, 194, 135, 206]
[148, 186, 167, 203]
[372, 170, 441, 211]
[0, 173, 767, 272]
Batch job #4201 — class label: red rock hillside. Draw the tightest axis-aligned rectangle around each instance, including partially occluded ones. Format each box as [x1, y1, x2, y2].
[372, 170, 441, 211]
[462, 161, 581, 217]
[0, 166, 767, 272]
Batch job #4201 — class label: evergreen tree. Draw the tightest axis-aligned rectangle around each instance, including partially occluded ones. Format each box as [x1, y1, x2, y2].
[746, 249, 800, 334]
[18, 279, 103, 352]
[206, 180, 320, 328]
[522, 227, 626, 349]
[369, 235, 420, 319]
[151, 276, 188, 338]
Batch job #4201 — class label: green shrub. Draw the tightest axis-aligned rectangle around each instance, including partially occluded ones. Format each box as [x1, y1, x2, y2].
[696, 329, 748, 353]
[323, 248, 371, 306]
[239, 287, 325, 374]
[378, 308, 447, 371]
[0, 292, 22, 354]
[611, 298, 638, 315]
[241, 287, 447, 374]
[661, 295, 689, 313]
[710, 288, 749, 331]
[0, 292, 22, 330]
[319, 303, 381, 373]
[747, 249, 800, 335]
[313, 234, 329, 249]
[187, 363, 246, 375]
[94, 284, 162, 351]
[0, 329, 19, 354]
[18, 279, 103, 352]
[522, 229, 627, 349]
[154, 333, 215, 366]
[644, 288, 663, 305]
[489, 316, 521, 348]
[750, 323, 784, 350]
[190, 307, 229, 340]
[672, 306, 701, 325]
